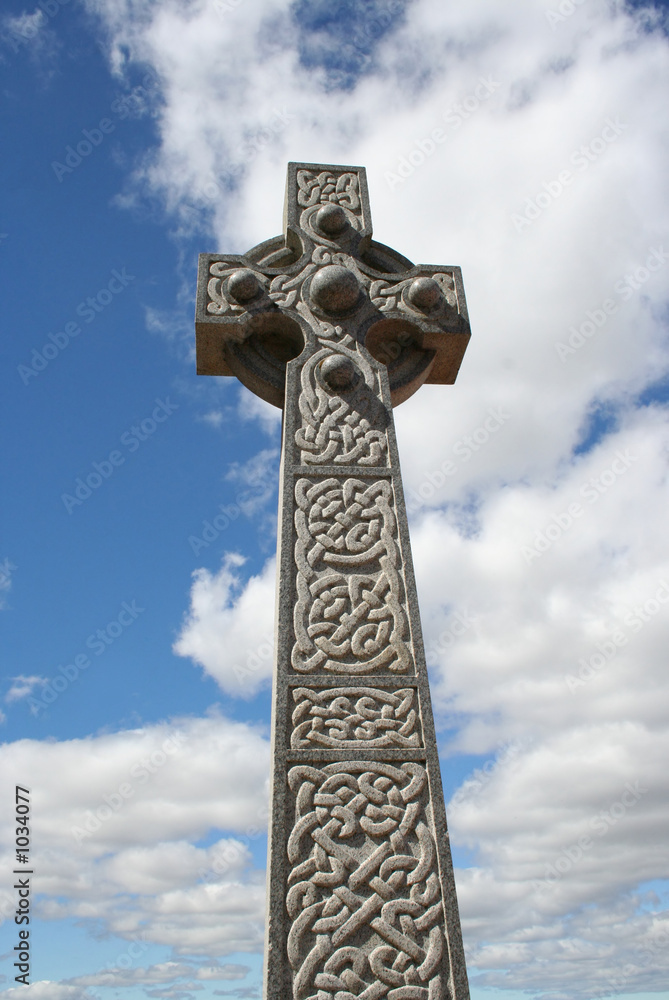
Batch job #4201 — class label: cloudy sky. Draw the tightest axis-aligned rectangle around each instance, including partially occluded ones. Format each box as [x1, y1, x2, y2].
[1, 0, 668, 998]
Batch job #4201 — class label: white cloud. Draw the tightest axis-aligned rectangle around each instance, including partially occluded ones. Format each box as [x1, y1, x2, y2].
[412, 409, 669, 750]
[5, 675, 47, 703]
[224, 448, 278, 516]
[408, 406, 669, 991]
[0, 715, 269, 957]
[0, 9, 46, 50]
[237, 386, 282, 435]
[224, 448, 278, 488]
[199, 409, 224, 428]
[450, 722, 669, 994]
[0, 986, 93, 1000]
[196, 964, 249, 981]
[67, 963, 194, 988]
[0, 714, 269, 852]
[174, 554, 276, 697]
[144, 305, 195, 363]
[65, 960, 251, 989]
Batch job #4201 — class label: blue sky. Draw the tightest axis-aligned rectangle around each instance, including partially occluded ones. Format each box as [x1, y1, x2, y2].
[1, 1, 669, 999]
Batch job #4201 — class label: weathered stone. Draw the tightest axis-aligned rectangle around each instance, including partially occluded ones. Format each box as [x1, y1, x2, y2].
[228, 267, 261, 303]
[309, 264, 361, 313]
[315, 202, 349, 235]
[195, 162, 472, 1000]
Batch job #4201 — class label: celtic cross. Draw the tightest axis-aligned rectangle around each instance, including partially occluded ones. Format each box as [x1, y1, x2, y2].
[195, 162, 471, 1000]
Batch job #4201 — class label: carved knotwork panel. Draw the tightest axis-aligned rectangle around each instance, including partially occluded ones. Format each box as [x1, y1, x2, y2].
[292, 478, 413, 676]
[291, 687, 422, 749]
[286, 761, 448, 1000]
[295, 346, 389, 467]
[297, 169, 363, 232]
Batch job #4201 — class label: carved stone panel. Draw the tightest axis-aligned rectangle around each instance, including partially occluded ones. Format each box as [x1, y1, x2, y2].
[286, 761, 449, 1000]
[292, 478, 413, 675]
[296, 168, 365, 240]
[296, 347, 389, 467]
[291, 687, 423, 749]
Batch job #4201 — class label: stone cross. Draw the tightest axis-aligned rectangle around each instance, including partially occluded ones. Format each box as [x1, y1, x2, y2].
[195, 162, 471, 1000]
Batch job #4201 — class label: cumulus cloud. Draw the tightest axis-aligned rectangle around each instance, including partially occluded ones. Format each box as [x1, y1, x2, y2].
[406, 407, 669, 992]
[0, 715, 269, 956]
[174, 555, 276, 696]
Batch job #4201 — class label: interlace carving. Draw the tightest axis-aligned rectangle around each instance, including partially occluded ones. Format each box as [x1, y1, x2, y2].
[297, 170, 363, 239]
[287, 762, 447, 1000]
[292, 479, 412, 675]
[370, 273, 457, 315]
[297, 170, 361, 213]
[291, 687, 422, 749]
[296, 349, 388, 467]
[206, 261, 260, 315]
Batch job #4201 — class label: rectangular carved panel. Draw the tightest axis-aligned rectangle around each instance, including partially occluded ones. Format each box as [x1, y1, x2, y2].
[286, 761, 449, 1000]
[295, 349, 390, 467]
[291, 687, 423, 749]
[292, 478, 413, 675]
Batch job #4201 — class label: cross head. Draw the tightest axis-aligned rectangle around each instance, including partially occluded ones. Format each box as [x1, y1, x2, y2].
[196, 161, 469, 409]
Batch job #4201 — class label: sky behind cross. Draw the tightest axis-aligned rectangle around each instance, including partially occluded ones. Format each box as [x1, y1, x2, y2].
[1, 1, 668, 999]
